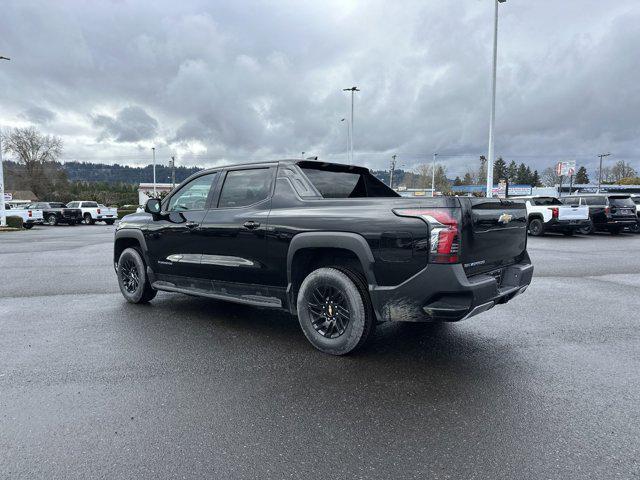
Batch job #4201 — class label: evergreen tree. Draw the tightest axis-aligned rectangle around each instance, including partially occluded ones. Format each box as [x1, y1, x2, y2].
[516, 163, 529, 184]
[462, 172, 473, 185]
[531, 170, 541, 187]
[453, 176, 463, 186]
[493, 157, 507, 182]
[525, 166, 533, 185]
[507, 160, 518, 183]
[575, 166, 589, 184]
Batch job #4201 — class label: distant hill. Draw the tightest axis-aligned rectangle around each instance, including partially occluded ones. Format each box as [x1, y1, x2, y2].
[62, 161, 203, 184]
[3, 160, 203, 185]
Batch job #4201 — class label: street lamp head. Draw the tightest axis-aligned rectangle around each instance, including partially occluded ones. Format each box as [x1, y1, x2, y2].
[498, 0, 507, 3]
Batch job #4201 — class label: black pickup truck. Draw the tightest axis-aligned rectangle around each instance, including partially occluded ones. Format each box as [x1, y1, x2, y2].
[114, 160, 533, 355]
[27, 202, 82, 226]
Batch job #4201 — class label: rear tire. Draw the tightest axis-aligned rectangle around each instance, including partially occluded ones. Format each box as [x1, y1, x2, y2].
[578, 222, 594, 235]
[46, 214, 58, 226]
[296, 267, 375, 355]
[528, 218, 544, 236]
[84, 213, 95, 225]
[23, 223, 34, 230]
[117, 248, 157, 304]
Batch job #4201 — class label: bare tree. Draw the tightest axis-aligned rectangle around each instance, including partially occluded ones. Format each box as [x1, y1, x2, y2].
[610, 160, 637, 182]
[541, 166, 561, 187]
[1, 127, 64, 197]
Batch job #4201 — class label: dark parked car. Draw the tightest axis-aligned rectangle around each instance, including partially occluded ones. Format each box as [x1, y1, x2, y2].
[630, 196, 640, 233]
[561, 194, 638, 234]
[27, 202, 82, 226]
[114, 160, 533, 355]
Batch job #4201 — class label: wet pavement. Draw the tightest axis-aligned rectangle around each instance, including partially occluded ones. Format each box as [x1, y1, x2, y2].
[1, 225, 639, 479]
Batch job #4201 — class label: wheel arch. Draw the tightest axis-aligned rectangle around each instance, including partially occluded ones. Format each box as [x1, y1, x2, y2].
[114, 229, 149, 270]
[286, 232, 376, 314]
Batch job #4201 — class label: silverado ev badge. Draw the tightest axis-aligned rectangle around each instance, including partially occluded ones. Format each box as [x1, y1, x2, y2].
[498, 212, 513, 225]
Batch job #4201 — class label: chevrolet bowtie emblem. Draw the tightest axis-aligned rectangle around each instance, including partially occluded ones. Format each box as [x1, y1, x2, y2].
[498, 213, 513, 224]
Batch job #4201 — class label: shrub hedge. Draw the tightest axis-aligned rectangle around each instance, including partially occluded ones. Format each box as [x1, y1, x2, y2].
[6, 216, 24, 229]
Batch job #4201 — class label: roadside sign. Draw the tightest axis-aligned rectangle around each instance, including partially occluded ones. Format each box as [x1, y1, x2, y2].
[3, 193, 11, 201]
[556, 161, 577, 176]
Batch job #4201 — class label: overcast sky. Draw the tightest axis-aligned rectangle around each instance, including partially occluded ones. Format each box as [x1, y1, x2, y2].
[1, 0, 639, 177]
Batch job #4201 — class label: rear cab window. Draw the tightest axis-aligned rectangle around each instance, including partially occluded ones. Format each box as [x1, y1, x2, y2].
[82, 202, 99, 208]
[608, 196, 635, 207]
[531, 197, 562, 206]
[298, 161, 399, 198]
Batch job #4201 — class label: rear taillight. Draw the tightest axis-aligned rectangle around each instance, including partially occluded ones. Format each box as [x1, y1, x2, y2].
[97, 208, 101, 214]
[549, 207, 559, 219]
[393, 208, 460, 264]
[28, 210, 32, 217]
[605, 206, 611, 216]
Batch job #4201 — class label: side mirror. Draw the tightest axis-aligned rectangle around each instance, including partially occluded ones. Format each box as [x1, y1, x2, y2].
[144, 198, 161, 214]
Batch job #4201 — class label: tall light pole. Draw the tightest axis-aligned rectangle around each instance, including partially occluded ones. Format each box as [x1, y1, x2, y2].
[390, 154, 397, 189]
[151, 147, 156, 197]
[170, 156, 176, 189]
[486, 0, 507, 198]
[0, 55, 10, 227]
[340, 118, 351, 162]
[431, 153, 438, 197]
[343, 86, 359, 164]
[597, 153, 611, 193]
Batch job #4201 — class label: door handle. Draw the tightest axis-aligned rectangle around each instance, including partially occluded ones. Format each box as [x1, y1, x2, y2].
[185, 221, 199, 230]
[243, 220, 260, 230]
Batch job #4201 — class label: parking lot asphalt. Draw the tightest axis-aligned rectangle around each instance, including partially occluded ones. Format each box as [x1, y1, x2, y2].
[1, 225, 639, 479]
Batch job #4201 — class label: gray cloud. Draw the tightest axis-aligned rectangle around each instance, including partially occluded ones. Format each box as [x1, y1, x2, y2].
[92, 106, 159, 143]
[20, 106, 56, 124]
[0, 0, 638, 177]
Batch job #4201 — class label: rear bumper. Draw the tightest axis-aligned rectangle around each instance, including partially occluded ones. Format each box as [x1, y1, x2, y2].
[545, 219, 590, 230]
[370, 253, 534, 323]
[25, 219, 44, 225]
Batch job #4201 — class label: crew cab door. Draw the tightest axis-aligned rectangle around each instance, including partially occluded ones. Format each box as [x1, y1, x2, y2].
[198, 165, 275, 286]
[145, 172, 219, 279]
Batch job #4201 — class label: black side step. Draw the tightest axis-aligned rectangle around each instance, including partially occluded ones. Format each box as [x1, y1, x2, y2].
[151, 281, 282, 308]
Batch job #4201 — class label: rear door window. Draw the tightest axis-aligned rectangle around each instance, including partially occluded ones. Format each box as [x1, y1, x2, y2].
[218, 168, 274, 208]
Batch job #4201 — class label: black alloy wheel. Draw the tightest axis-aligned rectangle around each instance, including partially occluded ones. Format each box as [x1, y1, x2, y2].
[307, 285, 351, 339]
[528, 218, 544, 236]
[578, 222, 594, 235]
[296, 267, 375, 355]
[117, 247, 157, 304]
[120, 258, 140, 294]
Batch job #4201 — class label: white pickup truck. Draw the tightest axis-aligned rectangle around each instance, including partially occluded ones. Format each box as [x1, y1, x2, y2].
[512, 196, 590, 236]
[4, 204, 44, 229]
[66, 201, 118, 225]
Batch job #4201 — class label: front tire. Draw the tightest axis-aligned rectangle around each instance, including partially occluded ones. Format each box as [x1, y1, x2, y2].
[528, 218, 544, 236]
[630, 222, 640, 234]
[296, 267, 375, 355]
[23, 223, 34, 230]
[117, 248, 157, 304]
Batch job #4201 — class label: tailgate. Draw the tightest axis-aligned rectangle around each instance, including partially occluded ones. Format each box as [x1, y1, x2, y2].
[558, 205, 589, 221]
[459, 198, 528, 276]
